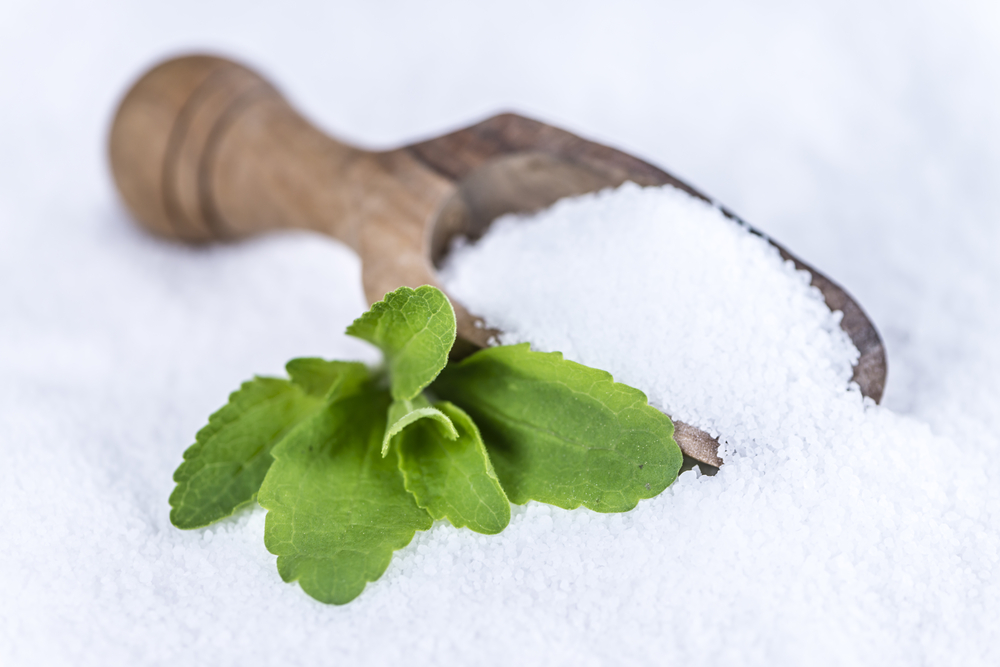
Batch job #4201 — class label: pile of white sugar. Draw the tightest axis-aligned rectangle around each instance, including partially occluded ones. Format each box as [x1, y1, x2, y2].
[444, 182, 861, 460]
[440, 182, 999, 663]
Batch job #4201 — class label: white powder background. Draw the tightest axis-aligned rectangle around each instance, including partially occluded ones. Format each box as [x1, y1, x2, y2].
[2, 1, 999, 665]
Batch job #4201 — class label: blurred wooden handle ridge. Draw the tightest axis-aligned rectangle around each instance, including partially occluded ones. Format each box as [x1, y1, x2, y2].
[108, 54, 441, 252]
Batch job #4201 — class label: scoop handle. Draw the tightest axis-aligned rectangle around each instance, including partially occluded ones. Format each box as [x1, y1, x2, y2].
[109, 55, 419, 250]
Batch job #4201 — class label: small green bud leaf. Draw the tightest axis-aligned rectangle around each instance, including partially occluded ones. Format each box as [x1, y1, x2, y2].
[345, 285, 456, 401]
[383, 393, 458, 456]
[396, 401, 511, 535]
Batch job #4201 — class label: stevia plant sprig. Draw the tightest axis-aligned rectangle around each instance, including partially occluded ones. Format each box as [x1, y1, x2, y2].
[169, 285, 682, 604]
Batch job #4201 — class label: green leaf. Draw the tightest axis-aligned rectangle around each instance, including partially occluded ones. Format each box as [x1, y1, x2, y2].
[169, 378, 323, 529]
[170, 362, 373, 529]
[345, 285, 456, 401]
[286, 357, 370, 402]
[257, 383, 433, 605]
[432, 343, 683, 513]
[382, 393, 458, 456]
[396, 401, 511, 535]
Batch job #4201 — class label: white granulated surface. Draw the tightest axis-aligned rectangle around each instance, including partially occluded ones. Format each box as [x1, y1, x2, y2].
[3, 1, 1000, 666]
[442, 182, 1000, 663]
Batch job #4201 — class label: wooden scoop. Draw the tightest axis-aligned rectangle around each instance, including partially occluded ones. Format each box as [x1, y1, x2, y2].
[109, 54, 887, 471]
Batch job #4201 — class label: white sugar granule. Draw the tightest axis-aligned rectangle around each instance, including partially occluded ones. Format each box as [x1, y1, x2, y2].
[440, 182, 1000, 664]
